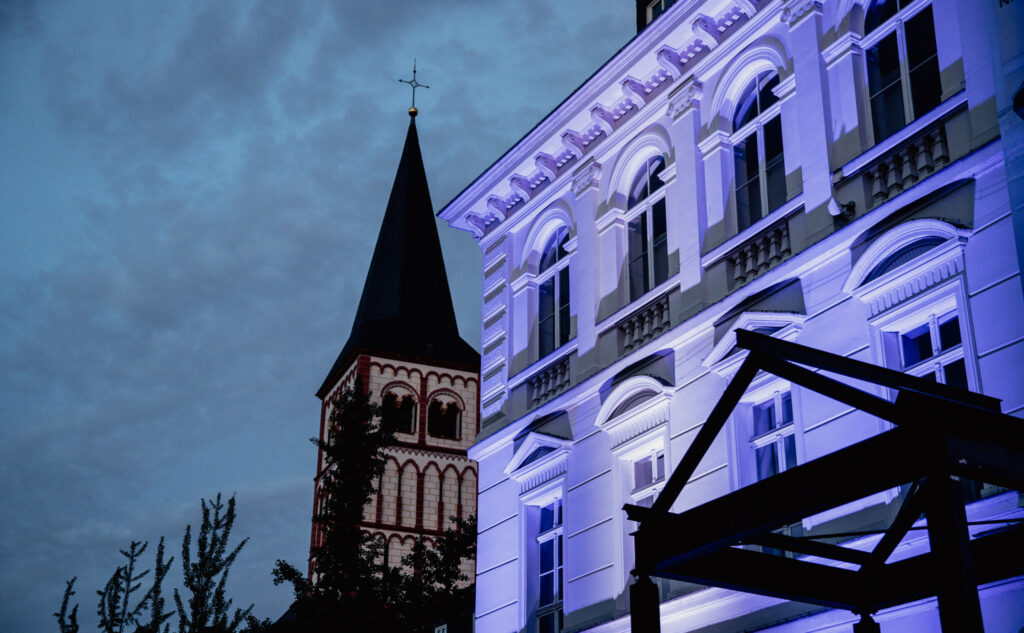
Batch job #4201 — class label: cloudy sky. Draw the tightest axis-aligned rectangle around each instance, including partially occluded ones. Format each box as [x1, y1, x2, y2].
[0, 0, 634, 630]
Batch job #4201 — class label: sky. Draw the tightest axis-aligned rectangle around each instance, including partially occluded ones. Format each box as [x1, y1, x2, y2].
[0, 0, 634, 630]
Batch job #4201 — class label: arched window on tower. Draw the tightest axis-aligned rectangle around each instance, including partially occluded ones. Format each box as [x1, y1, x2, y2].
[733, 71, 786, 232]
[427, 394, 461, 440]
[863, 0, 941, 143]
[538, 227, 571, 359]
[381, 387, 417, 435]
[626, 155, 669, 301]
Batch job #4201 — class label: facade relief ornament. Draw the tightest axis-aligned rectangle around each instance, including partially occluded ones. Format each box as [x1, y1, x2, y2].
[572, 159, 602, 197]
[510, 174, 533, 202]
[621, 77, 651, 108]
[781, 0, 822, 27]
[668, 78, 704, 120]
[656, 47, 684, 80]
[691, 15, 722, 49]
[534, 152, 559, 181]
[590, 104, 617, 135]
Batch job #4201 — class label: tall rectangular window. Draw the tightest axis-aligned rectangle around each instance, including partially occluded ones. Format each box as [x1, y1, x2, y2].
[628, 203, 669, 301]
[865, 2, 942, 143]
[538, 230, 571, 360]
[537, 499, 564, 633]
[751, 391, 797, 482]
[732, 72, 786, 233]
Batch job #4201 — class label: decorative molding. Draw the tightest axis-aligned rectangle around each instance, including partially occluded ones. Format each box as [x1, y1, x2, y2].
[621, 77, 651, 108]
[772, 73, 797, 100]
[504, 432, 572, 494]
[781, 0, 822, 28]
[691, 14, 722, 49]
[572, 159, 602, 197]
[822, 31, 863, 69]
[594, 375, 673, 449]
[704, 312, 808, 380]
[697, 129, 732, 157]
[668, 78, 704, 120]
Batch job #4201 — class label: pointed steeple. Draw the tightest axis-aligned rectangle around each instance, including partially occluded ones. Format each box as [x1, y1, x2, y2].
[317, 114, 479, 398]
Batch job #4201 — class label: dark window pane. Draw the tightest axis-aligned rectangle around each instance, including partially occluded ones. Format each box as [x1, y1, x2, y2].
[920, 371, 937, 382]
[733, 82, 759, 130]
[944, 358, 968, 390]
[540, 229, 566, 272]
[540, 540, 554, 572]
[634, 457, 654, 490]
[901, 324, 933, 366]
[908, 20, 941, 119]
[753, 401, 775, 436]
[865, 0, 898, 34]
[734, 134, 761, 231]
[758, 73, 780, 112]
[540, 504, 554, 532]
[539, 613, 555, 633]
[939, 314, 961, 350]
[783, 435, 797, 471]
[539, 573, 554, 605]
[756, 444, 779, 480]
[648, 155, 666, 195]
[656, 453, 665, 481]
[539, 278, 555, 357]
[628, 215, 650, 300]
[905, 7, 938, 68]
[428, 400, 459, 439]
[652, 200, 669, 286]
[867, 34, 905, 142]
[558, 535, 563, 566]
[780, 392, 794, 424]
[558, 268, 571, 347]
[763, 117, 787, 211]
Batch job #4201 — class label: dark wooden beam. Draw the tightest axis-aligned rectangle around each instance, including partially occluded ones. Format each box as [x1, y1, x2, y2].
[657, 546, 865, 611]
[747, 532, 874, 566]
[861, 478, 927, 573]
[735, 329, 1000, 410]
[925, 474, 985, 633]
[635, 429, 933, 569]
[649, 353, 760, 515]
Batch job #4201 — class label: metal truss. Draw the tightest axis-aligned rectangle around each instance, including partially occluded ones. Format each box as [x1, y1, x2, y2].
[626, 329, 1024, 633]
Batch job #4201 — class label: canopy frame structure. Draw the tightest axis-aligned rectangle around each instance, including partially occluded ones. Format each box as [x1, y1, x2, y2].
[625, 329, 1024, 633]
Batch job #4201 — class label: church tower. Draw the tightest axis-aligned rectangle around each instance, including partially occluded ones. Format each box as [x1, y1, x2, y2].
[310, 109, 480, 577]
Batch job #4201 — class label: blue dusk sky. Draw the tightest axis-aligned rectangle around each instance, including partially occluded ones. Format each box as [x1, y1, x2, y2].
[0, 1, 632, 630]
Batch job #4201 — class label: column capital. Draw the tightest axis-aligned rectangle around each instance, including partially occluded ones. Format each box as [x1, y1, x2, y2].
[781, 0, 822, 29]
[572, 158, 602, 197]
[668, 78, 704, 120]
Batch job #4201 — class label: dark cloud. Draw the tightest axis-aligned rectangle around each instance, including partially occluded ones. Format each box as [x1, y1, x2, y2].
[1, 0, 630, 631]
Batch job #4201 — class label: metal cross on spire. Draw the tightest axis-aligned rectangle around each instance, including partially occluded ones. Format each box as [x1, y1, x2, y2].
[398, 60, 429, 117]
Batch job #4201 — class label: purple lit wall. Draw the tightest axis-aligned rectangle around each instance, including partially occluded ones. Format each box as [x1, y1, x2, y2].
[442, 1, 1024, 631]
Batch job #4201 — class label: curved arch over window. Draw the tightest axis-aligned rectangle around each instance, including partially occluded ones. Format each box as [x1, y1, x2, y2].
[626, 155, 670, 301]
[381, 385, 417, 435]
[627, 155, 666, 209]
[864, 0, 940, 142]
[427, 393, 462, 440]
[732, 71, 786, 232]
[863, 236, 945, 283]
[539, 227, 570, 272]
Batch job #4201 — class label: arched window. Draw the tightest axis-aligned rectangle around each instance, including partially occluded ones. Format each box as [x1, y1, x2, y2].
[538, 227, 571, 359]
[863, 0, 941, 143]
[626, 155, 669, 301]
[427, 394, 461, 440]
[732, 71, 786, 232]
[381, 388, 417, 435]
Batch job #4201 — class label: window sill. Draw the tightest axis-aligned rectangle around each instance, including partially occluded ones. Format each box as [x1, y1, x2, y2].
[835, 90, 966, 181]
[701, 194, 805, 269]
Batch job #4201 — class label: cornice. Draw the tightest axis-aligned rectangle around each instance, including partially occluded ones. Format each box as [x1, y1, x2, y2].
[440, 0, 766, 239]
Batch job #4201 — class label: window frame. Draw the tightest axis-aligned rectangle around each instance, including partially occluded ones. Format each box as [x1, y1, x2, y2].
[749, 390, 798, 482]
[625, 155, 670, 302]
[646, 0, 677, 23]
[860, 0, 941, 145]
[535, 498, 564, 633]
[426, 392, 463, 440]
[537, 229, 572, 360]
[729, 72, 787, 233]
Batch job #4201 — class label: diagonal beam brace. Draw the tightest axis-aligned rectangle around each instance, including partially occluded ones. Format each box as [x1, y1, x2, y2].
[861, 478, 928, 573]
[650, 353, 761, 515]
[748, 532, 874, 566]
[735, 329, 999, 410]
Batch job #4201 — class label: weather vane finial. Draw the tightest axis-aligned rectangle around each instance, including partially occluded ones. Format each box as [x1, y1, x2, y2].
[398, 60, 429, 117]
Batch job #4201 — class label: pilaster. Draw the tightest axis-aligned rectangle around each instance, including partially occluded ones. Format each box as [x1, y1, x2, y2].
[571, 159, 602, 356]
[666, 79, 706, 292]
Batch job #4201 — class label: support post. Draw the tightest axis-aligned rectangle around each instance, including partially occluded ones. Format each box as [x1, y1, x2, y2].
[853, 613, 881, 633]
[926, 474, 985, 633]
[629, 575, 661, 633]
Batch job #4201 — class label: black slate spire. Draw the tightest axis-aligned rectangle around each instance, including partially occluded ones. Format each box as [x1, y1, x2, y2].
[317, 114, 479, 398]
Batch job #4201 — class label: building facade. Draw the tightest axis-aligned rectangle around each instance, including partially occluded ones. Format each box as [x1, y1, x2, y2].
[312, 114, 479, 578]
[440, 1, 1024, 631]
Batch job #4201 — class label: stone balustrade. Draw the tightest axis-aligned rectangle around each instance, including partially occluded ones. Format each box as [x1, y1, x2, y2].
[867, 124, 950, 207]
[527, 354, 571, 408]
[618, 292, 671, 353]
[725, 220, 792, 287]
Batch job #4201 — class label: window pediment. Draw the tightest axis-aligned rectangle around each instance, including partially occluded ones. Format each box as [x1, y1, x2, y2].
[505, 432, 571, 493]
[595, 376, 672, 449]
[704, 311, 807, 381]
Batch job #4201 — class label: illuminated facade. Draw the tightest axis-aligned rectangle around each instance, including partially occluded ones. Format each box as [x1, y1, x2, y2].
[440, 0, 1024, 631]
